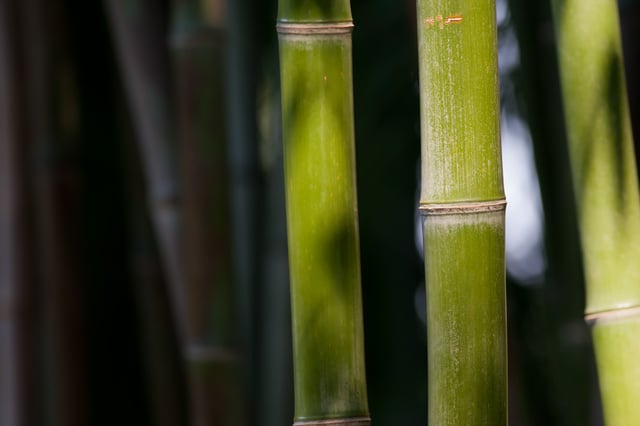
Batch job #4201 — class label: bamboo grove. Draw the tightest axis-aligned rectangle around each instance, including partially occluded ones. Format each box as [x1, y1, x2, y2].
[2, 0, 640, 425]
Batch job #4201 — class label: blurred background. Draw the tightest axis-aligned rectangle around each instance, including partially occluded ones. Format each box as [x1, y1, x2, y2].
[1, 0, 640, 425]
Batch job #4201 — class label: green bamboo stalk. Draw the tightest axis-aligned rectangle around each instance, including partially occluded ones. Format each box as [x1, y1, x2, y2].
[416, 1, 507, 424]
[550, 1, 640, 424]
[277, 1, 370, 424]
[170, 1, 246, 425]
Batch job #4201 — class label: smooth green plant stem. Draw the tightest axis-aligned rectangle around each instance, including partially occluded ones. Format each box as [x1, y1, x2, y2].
[277, 1, 370, 424]
[550, 0, 640, 423]
[416, 0, 507, 424]
[170, 1, 246, 425]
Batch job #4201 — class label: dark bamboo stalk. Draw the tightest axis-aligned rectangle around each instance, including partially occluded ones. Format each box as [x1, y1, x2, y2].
[277, 1, 371, 424]
[24, 1, 89, 425]
[0, 1, 37, 424]
[170, 0, 246, 425]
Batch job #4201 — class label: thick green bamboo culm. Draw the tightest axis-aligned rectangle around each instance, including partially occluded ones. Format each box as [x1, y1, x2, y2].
[550, 0, 640, 424]
[416, 0, 507, 425]
[277, 1, 370, 424]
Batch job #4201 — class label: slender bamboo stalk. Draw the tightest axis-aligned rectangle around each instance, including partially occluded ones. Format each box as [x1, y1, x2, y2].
[121, 106, 188, 426]
[103, 0, 186, 339]
[277, 1, 370, 424]
[225, 0, 261, 414]
[170, 1, 246, 425]
[24, 1, 91, 424]
[416, 1, 507, 424]
[0, 1, 37, 424]
[550, 0, 640, 424]
[507, 2, 594, 424]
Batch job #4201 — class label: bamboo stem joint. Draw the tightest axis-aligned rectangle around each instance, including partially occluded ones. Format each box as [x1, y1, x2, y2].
[292, 418, 371, 426]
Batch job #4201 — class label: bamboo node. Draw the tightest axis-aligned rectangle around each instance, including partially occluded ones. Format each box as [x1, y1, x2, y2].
[276, 22, 354, 35]
[585, 305, 640, 325]
[419, 199, 507, 216]
[293, 417, 371, 426]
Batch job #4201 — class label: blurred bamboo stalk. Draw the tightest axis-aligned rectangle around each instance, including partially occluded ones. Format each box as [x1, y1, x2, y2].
[416, 0, 507, 424]
[550, 0, 640, 424]
[103, 0, 186, 337]
[170, 0, 247, 424]
[24, 0, 90, 425]
[103, 2, 190, 424]
[0, 1, 37, 425]
[507, 2, 593, 424]
[277, 0, 371, 424]
[120, 103, 188, 426]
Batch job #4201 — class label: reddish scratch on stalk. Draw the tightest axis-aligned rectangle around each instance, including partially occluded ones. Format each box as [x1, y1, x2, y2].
[425, 14, 463, 29]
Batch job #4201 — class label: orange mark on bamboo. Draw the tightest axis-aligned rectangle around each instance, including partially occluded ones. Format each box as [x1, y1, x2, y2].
[424, 13, 463, 29]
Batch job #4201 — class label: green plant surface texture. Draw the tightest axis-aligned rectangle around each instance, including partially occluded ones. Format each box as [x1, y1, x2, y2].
[279, 31, 369, 422]
[277, 0, 351, 23]
[591, 316, 640, 425]
[417, 0, 503, 204]
[423, 211, 507, 426]
[551, 0, 640, 315]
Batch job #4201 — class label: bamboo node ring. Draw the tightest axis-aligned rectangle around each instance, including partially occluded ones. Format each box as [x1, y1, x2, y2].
[419, 199, 507, 215]
[276, 22, 354, 35]
[293, 418, 371, 426]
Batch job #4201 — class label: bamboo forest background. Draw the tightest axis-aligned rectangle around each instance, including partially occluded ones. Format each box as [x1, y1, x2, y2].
[2, 0, 640, 425]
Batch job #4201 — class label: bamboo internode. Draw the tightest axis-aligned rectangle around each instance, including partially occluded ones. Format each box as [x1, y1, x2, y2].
[416, 0, 507, 424]
[277, 0, 370, 424]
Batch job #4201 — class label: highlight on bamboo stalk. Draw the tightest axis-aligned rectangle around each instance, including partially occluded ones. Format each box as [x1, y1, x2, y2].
[550, 0, 640, 424]
[416, 0, 507, 424]
[276, 0, 371, 424]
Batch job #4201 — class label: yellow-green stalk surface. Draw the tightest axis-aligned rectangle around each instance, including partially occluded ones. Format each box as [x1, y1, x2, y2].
[416, 0, 507, 424]
[550, 0, 640, 423]
[277, 1, 370, 424]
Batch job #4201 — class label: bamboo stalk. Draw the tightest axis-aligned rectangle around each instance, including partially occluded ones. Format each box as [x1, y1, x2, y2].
[24, 1, 91, 424]
[0, 1, 37, 424]
[121, 103, 188, 426]
[170, 1, 246, 425]
[416, 1, 507, 424]
[507, 2, 594, 424]
[277, 1, 370, 424]
[103, 0, 186, 339]
[550, 0, 640, 423]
